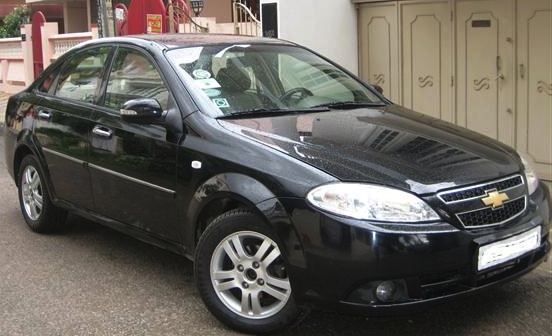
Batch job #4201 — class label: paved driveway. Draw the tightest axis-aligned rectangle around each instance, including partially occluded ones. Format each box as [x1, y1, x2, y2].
[0, 125, 550, 336]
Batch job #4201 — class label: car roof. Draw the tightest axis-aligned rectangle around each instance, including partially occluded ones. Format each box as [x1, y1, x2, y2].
[89, 33, 295, 49]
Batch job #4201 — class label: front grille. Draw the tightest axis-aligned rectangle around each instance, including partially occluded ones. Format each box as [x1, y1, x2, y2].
[437, 175, 526, 228]
[456, 197, 526, 227]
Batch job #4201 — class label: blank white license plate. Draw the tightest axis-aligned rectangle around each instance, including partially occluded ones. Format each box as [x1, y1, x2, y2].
[477, 226, 541, 271]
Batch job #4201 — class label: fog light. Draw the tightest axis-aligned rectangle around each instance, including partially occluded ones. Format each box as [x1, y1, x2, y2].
[375, 281, 397, 302]
[347, 279, 409, 305]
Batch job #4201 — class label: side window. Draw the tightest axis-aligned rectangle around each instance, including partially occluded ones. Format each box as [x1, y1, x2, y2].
[37, 71, 57, 94]
[54, 47, 110, 102]
[104, 49, 169, 110]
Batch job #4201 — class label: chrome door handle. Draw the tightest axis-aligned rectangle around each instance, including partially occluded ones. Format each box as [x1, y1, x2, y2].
[37, 111, 52, 120]
[92, 125, 113, 138]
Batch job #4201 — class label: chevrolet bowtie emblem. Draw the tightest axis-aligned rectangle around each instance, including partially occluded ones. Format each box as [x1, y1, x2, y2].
[481, 190, 509, 209]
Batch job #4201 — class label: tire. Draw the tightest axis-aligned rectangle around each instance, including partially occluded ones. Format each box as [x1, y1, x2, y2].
[195, 209, 299, 334]
[17, 155, 67, 233]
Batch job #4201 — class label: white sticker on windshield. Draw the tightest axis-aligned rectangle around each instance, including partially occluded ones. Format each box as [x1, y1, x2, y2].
[193, 69, 212, 79]
[203, 89, 221, 97]
[212, 98, 230, 108]
[195, 78, 221, 89]
[172, 47, 203, 64]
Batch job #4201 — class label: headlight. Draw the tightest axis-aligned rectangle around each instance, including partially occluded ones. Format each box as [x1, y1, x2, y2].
[518, 152, 539, 194]
[306, 183, 440, 222]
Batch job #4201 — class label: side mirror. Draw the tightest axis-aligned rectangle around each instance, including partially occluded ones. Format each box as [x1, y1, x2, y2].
[120, 98, 165, 124]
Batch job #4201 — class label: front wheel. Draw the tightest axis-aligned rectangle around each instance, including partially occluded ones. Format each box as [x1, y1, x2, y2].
[17, 155, 67, 233]
[195, 209, 299, 334]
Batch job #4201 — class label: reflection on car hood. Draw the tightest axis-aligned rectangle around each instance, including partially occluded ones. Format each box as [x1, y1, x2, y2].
[217, 105, 521, 194]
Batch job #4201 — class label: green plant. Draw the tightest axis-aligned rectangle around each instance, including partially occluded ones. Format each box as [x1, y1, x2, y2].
[0, 5, 31, 38]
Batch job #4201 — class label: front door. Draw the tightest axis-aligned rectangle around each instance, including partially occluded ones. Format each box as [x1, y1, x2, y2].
[88, 47, 179, 241]
[456, 0, 515, 146]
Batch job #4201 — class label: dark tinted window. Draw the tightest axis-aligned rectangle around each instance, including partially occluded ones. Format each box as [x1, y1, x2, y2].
[54, 47, 111, 103]
[103, 48, 169, 111]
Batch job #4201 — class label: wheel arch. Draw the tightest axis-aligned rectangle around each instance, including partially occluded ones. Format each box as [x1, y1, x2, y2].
[185, 173, 301, 258]
[12, 139, 58, 205]
[13, 144, 36, 187]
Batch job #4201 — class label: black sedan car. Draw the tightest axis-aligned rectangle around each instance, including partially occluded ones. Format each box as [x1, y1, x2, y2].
[3, 34, 550, 334]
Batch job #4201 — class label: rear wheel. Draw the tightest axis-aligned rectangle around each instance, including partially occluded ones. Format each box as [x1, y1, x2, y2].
[195, 209, 299, 334]
[17, 155, 67, 233]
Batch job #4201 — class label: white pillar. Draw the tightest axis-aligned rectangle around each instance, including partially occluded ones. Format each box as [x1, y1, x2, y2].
[21, 24, 34, 85]
[41, 22, 59, 68]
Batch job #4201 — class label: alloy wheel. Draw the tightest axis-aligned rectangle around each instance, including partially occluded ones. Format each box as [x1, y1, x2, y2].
[210, 230, 291, 319]
[21, 165, 43, 221]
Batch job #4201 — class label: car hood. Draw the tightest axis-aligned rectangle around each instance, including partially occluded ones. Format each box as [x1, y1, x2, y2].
[217, 105, 521, 194]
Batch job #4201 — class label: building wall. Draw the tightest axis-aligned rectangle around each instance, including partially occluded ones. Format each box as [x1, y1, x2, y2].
[64, 1, 88, 33]
[0, 1, 26, 19]
[355, 0, 552, 181]
[201, 0, 233, 23]
[260, 0, 358, 74]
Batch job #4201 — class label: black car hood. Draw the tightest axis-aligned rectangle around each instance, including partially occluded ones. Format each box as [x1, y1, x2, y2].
[217, 105, 521, 194]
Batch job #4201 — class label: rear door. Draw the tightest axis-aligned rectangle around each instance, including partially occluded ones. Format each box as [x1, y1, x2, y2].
[33, 47, 112, 209]
[87, 46, 180, 241]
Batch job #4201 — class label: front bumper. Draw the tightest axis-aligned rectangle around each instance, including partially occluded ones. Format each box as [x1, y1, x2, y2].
[284, 182, 550, 313]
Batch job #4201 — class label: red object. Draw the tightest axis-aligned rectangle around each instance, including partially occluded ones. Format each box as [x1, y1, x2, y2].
[173, 0, 190, 19]
[31, 11, 46, 79]
[127, 0, 166, 34]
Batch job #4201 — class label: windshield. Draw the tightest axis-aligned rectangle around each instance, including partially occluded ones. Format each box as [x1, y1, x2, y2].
[166, 44, 384, 117]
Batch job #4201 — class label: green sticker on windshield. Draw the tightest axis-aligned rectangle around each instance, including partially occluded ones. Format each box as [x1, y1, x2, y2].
[212, 98, 230, 108]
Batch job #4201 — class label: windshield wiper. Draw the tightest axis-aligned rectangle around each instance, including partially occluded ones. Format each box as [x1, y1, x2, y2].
[216, 106, 330, 119]
[310, 101, 387, 109]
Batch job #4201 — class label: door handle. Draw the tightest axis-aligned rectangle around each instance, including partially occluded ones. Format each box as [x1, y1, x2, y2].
[494, 74, 505, 81]
[92, 125, 113, 138]
[37, 110, 52, 120]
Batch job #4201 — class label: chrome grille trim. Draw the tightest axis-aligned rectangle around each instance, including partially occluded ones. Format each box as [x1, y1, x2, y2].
[436, 175, 527, 228]
[437, 175, 524, 204]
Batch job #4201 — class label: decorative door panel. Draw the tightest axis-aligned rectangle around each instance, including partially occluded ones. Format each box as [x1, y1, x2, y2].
[401, 1, 452, 121]
[456, 0, 515, 146]
[516, 0, 552, 180]
[358, 3, 399, 101]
